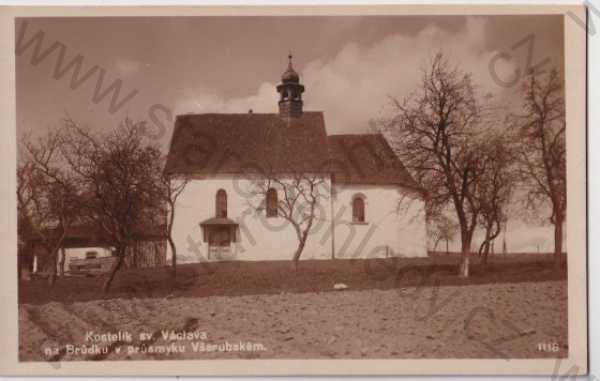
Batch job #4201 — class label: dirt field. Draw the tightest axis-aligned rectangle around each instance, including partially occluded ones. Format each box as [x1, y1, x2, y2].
[19, 280, 567, 361]
[18, 254, 568, 361]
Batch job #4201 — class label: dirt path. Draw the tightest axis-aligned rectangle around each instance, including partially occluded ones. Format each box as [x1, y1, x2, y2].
[19, 280, 567, 361]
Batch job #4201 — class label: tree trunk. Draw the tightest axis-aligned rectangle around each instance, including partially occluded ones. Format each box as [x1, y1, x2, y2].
[168, 204, 177, 278]
[292, 239, 306, 272]
[131, 243, 138, 269]
[458, 231, 473, 278]
[446, 239, 449, 255]
[478, 227, 492, 265]
[59, 247, 66, 277]
[481, 240, 490, 266]
[168, 236, 177, 278]
[554, 219, 563, 269]
[459, 254, 469, 277]
[47, 247, 59, 286]
[459, 249, 470, 277]
[103, 252, 125, 293]
[47, 228, 66, 285]
[48, 266, 56, 285]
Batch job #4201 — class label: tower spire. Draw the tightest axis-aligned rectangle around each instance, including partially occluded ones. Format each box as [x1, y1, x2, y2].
[277, 52, 304, 118]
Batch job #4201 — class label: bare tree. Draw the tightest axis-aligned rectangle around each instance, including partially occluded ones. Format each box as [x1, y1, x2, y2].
[18, 130, 79, 285]
[17, 161, 36, 279]
[512, 68, 566, 268]
[248, 171, 328, 270]
[428, 213, 459, 255]
[381, 53, 483, 277]
[158, 169, 189, 279]
[472, 133, 516, 266]
[61, 117, 163, 292]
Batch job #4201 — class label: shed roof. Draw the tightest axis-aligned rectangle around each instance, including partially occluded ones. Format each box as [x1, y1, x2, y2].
[31, 224, 167, 249]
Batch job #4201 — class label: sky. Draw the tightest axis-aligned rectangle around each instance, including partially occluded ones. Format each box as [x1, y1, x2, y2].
[15, 15, 565, 252]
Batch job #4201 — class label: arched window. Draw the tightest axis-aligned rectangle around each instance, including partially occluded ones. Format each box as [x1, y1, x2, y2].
[266, 188, 278, 217]
[215, 189, 227, 218]
[352, 195, 365, 223]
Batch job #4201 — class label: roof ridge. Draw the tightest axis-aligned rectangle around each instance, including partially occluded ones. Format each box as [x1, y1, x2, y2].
[176, 111, 324, 117]
[328, 133, 382, 138]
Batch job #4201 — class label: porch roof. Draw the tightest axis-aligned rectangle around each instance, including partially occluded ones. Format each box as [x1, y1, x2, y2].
[199, 217, 239, 226]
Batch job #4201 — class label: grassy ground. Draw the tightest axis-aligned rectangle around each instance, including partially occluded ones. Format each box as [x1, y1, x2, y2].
[19, 253, 566, 305]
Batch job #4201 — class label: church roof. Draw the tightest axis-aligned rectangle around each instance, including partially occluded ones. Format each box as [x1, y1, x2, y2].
[164, 112, 330, 176]
[327, 134, 422, 190]
[165, 112, 420, 190]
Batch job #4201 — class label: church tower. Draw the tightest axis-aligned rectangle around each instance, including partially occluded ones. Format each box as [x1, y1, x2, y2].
[277, 53, 304, 118]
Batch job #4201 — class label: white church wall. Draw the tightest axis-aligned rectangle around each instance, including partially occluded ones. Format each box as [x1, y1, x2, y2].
[169, 175, 334, 262]
[169, 176, 428, 263]
[331, 184, 427, 259]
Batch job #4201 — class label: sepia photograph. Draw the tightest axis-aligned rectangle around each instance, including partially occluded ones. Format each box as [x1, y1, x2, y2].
[0, 4, 588, 376]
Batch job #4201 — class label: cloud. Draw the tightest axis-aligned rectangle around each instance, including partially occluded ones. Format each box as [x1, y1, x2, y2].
[174, 16, 519, 135]
[174, 82, 278, 115]
[114, 58, 143, 77]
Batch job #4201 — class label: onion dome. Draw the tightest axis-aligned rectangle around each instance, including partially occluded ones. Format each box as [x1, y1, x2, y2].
[281, 53, 300, 83]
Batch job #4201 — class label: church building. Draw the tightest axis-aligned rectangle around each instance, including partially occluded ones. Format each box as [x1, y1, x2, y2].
[164, 55, 427, 262]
